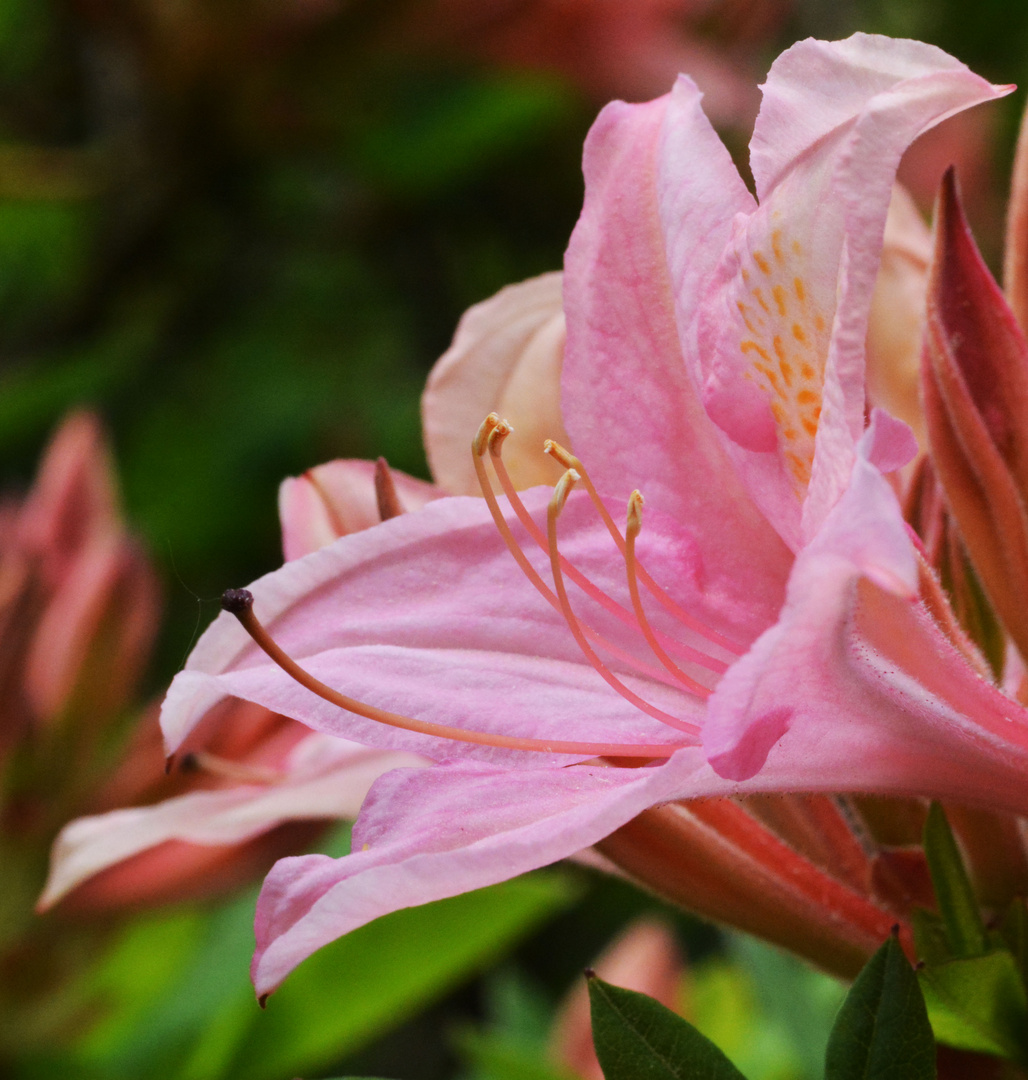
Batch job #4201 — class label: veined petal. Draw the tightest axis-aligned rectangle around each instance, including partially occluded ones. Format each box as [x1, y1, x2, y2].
[695, 34, 1010, 548]
[250, 752, 711, 998]
[562, 77, 792, 623]
[39, 735, 423, 910]
[703, 451, 1028, 813]
[162, 491, 715, 766]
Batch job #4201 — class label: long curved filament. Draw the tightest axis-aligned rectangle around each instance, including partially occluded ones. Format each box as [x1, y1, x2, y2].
[220, 590, 691, 758]
[545, 473, 704, 735]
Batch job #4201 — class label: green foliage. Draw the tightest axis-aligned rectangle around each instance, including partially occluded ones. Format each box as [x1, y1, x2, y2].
[913, 804, 1028, 1064]
[588, 974, 747, 1080]
[824, 935, 935, 1080]
[587, 936, 934, 1080]
[918, 951, 1028, 1062]
[24, 870, 575, 1080]
[922, 803, 988, 958]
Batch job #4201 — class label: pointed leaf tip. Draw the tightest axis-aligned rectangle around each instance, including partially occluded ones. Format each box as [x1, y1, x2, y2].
[587, 976, 746, 1080]
[825, 935, 935, 1080]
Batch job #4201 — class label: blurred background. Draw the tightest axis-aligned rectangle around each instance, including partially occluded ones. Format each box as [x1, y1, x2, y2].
[3, 0, 1028, 1077]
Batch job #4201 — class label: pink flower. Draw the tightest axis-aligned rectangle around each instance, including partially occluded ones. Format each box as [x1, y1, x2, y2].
[40, 483, 423, 913]
[158, 35, 1019, 1000]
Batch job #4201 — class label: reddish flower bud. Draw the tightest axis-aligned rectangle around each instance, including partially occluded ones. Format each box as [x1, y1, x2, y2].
[922, 170, 1028, 660]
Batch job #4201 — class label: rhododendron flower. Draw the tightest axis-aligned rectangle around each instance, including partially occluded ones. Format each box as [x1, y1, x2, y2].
[41, 489, 424, 914]
[157, 35, 1025, 1000]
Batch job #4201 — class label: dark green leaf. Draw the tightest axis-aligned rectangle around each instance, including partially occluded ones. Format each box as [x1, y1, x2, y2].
[923, 803, 988, 957]
[587, 975, 747, 1080]
[918, 950, 1028, 1063]
[824, 934, 935, 1080]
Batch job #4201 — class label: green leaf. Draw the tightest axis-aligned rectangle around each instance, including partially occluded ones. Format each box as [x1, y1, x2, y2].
[587, 975, 747, 1080]
[918, 950, 1028, 1063]
[1000, 898, 1028, 989]
[910, 909, 951, 967]
[223, 871, 577, 1080]
[923, 803, 988, 958]
[824, 935, 935, 1080]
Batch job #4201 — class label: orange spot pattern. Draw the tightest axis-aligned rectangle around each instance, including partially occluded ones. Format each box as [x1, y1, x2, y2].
[735, 233, 828, 491]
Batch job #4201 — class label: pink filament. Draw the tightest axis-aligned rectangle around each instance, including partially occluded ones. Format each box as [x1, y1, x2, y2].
[488, 427, 728, 675]
[545, 469, 704, 735]
[544, 439, 745, 656]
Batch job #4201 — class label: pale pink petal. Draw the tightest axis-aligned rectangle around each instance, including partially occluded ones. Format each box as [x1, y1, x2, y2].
[423, 272, 568, 494]
[703, 449, 1028, 815]
[38, 734, 424, 910]
[163, 490, 719, 766]
[562, 78, 791, 627]
[865, 183, 933, 451]
[279, 459, 440, 561]
[250, 751, 712, 997]
[695, 34, 1010, 548]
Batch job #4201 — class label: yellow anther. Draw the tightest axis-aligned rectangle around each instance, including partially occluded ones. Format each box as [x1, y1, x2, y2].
[487, 418, 513, 455]
[626, 490, 644, 538]
[550, 469, 580, 515]
[544, 439, 579, 470]
[473, 413, 503, 457]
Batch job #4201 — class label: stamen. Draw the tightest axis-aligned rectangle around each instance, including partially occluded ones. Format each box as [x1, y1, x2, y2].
[544, 439, 744, 656]
[471, 417, 684, 686]
[220, 589, 691, 758]
[624, 492, 711, 697]
[546, 475, 704, 734]
[374, 457, 404, 521]
[486, 421, 726, 675]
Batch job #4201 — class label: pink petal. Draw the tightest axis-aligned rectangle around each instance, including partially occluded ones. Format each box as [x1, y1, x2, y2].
[251, 751, 711, 997]
[561, 77, 791, 627]
[38, 734, 423, 910]
[163, 490, 717, 766]
[866, 183, 933, 452]
[695, 34, 1010, 548]
[703, 451, 1028, 814]
[279, 459, 440, 561]
[423, 272, 568, 494]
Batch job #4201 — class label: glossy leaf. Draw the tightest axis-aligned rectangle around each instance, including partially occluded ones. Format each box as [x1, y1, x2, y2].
[587, 975, 747, 1080]
[824, 934, 935, 1080]
[918, 950, 1028, 1063]
[923, 802, 988, 958]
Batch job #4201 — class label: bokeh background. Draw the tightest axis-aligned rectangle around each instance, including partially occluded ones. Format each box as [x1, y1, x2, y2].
[3, 1, 1028, 1077]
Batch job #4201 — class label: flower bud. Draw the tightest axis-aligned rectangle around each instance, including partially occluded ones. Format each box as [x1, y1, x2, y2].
[922, 169, 1028, 661]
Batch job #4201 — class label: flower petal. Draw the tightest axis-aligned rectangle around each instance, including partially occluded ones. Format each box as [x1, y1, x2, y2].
[423, 272, 568, 494]
[695, 33, 1011, 547]
[39, 735, 422, 910]
[279, 459, 440, 561]
[703, 451, 1028, 815]
[562, 76, 792, 621]
[163, 491, 714, 766]
[251, 751, 710, 997]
